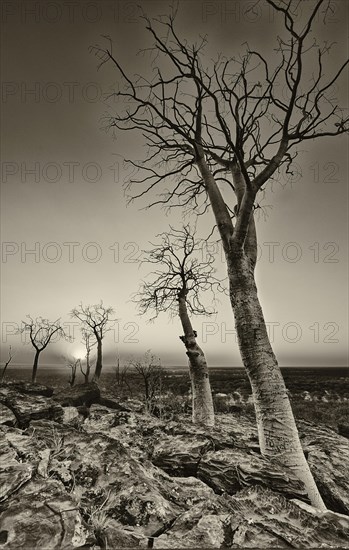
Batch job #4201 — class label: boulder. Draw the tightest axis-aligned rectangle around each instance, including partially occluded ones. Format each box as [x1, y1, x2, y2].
[338, 422, 349, 438]
[299, 420, 349, 515]
[61, 406, 80, 424]
[151, 495, 235, 548]
[0, 434, 33, 503]
[23, 419, 219, 540]
[162, 414, 259, 452]
[0, 403, 16, 427]
[98, 394, 144, 413]
[152, 434, 214, 476]
[197, 448, 308, 501]
[83, 405, 168, 460]
[153, 486, 349, 549]
[2, 427, 46, 464]
[0, 479, 94, 549]
[53, 382, 100, 407]
[103, 521, 147, 548]
[153, 510, 228, 548]
[23, 421, 183, 537]
[0, 463, 33, 503]
[5, 381, 54, 397]
[151, 431, 307, 502]
[228, 486, 349, 548]
[0, 386, 63, 428]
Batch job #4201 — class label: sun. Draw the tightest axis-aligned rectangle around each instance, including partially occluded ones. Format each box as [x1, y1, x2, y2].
[72, 348, 85, 361]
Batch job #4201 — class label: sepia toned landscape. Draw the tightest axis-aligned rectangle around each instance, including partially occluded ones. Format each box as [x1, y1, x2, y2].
[1, 364, 349, 547]
[1, 0, 349, 548]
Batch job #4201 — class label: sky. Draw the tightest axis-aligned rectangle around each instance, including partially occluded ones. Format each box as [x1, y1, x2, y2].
[0, 0, 348, 370]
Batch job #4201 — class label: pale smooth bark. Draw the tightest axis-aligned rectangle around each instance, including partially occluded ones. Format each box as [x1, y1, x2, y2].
[197, 151, 325, 509]
[178, 292, 215, 427]
[228, 244, 325, 509]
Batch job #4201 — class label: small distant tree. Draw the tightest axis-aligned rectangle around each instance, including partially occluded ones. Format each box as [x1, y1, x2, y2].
[79, 330, 95, 384]
[65, 356, 79, 387]
[135, 225, 224, 426]
[19, 316, 70, 384]
[113, 353, 133, 397]
[114, 350, 121, 385]
[71, 302, 115, 381]
[0, 346, 14, 383]
[128, 350, 164, 413]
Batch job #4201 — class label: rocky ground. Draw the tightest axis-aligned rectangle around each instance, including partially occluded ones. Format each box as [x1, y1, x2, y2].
[0, 381, 349, 549]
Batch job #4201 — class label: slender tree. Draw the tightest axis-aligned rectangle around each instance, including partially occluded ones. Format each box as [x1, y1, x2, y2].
[91, 1, 348, 508]
[79, 329, 95, 384]
[114, 353, 134, 397]
[135, 225, 224, 426]
[127, 350, 164, 414]
[0, 346, 14, 383]
[71, 302, 115, 381]
[65, 356, 79, 387]
[20, 316, 70, 383]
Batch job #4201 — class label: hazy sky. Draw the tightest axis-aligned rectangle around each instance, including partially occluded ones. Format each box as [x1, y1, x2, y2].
[1, 0, 348, 369]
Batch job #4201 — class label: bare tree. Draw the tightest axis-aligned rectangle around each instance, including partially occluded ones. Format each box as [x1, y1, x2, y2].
[19, 316, 70, 384]
[65, 356, 79, 387]
[113, 354, 133, 397]
[79, 330, 95, 384]
[128, 350, 164, 413]
[91, 1, 348, 508]
[114, 350, 121, 386]
[71, 302, 115, 381]
[135, 224, 224, 426]
[0, 346, 14, 383]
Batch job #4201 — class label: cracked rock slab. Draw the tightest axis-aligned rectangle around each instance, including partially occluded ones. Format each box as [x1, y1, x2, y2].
[0, 463, 33, 502]
[197, 448, 308, 501]
[0, 387, 63, 428]
[0, 479, 93, 550]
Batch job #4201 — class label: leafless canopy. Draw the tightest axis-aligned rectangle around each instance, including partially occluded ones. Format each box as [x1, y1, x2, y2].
[63, 355, 79, 386]
[19, 316, 70, 351]
[127, 350, 164, 410]
[71, 302, 116, 342]
[90, 0, 348, 216]
[134, 224, 226, 321]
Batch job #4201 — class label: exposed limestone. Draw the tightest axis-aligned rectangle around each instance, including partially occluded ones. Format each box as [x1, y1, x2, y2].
[0, 385, 348, 549]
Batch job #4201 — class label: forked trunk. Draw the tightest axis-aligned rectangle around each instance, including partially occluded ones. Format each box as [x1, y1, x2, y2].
[197, 153, 325, 509]
[178, 294, 215, 427]
[32, 350, 40, 384]
[93, 338, 102, 381]
[228, 244, 326, 510]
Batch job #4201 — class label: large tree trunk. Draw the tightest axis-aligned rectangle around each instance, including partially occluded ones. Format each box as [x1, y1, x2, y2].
[93, 338, 102, 381]
[196, 152, 325, 509]
[32, 350, 40, 384]
[178, 293, 215, 427]
[228, 244, 326, 509]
